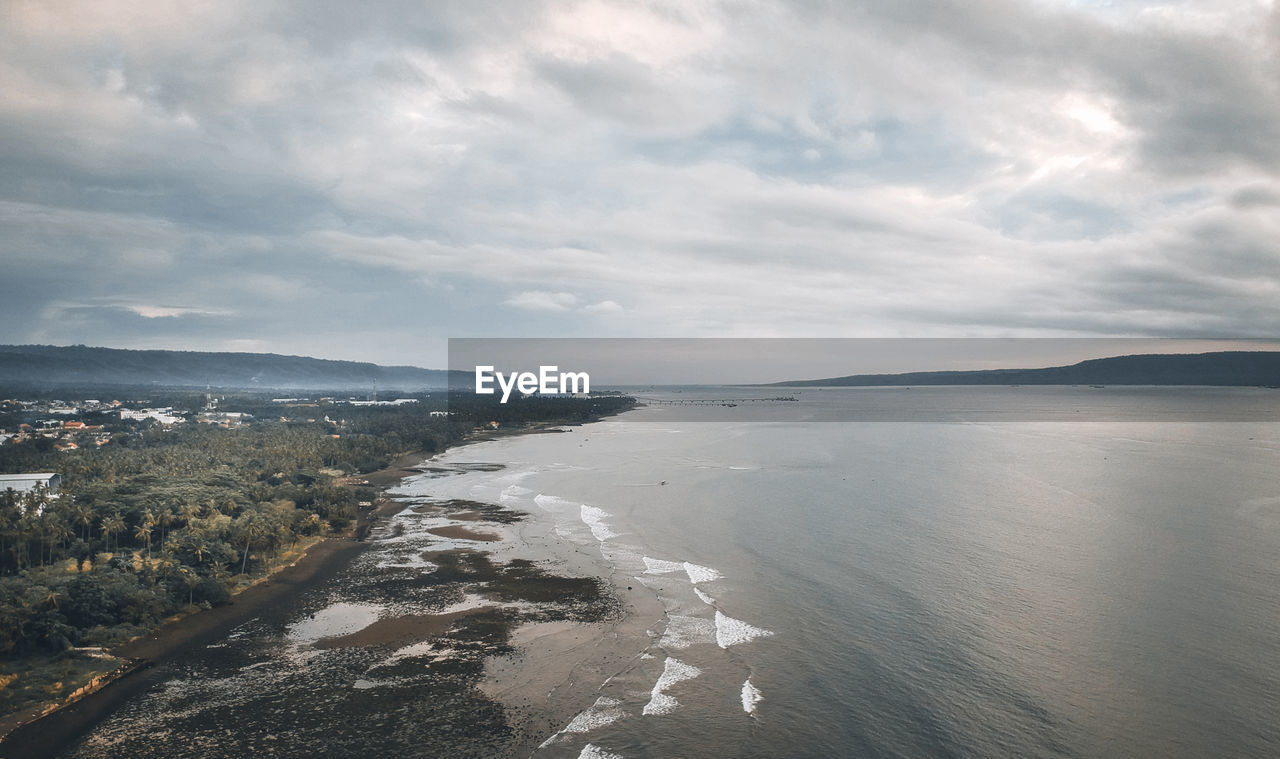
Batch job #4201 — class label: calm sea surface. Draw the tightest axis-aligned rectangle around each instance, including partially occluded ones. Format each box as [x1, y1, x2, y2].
[471, 388, 1280, 758]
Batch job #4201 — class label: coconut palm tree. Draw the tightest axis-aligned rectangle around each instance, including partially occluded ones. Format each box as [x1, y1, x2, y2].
[233, 512, 270, 574]
[158, 507, 175, 545]
[46, 515, 72, 565]
[73, 503, 93, 543]
[177, 565, 199, 607]
[134, 523, 153, 560]
[101, 512, 125, 554]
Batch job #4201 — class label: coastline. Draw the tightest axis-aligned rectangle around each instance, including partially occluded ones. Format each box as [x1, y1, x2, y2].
[0, 417, 655, 758]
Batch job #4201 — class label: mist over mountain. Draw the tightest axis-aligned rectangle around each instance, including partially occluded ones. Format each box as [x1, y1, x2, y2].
[776, 352, 1280, 387]
[0, 344, 465, 391]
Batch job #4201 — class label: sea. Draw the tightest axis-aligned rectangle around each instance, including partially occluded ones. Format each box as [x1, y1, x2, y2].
[420, 386, 1280, 758]
[53, 387, 1280, 758]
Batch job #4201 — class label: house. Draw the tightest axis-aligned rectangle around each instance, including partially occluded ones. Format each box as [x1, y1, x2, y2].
[0, 472, 62, 495]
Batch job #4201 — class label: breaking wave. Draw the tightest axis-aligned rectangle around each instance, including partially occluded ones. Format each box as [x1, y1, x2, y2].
[715, 611, 775, 648]
[642, 657, 702, 716]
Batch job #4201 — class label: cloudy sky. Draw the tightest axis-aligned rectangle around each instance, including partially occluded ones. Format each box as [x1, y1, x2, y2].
[2, 0, 1277, 368]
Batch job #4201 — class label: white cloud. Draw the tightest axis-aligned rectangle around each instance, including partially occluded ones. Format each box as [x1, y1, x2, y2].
[582, 299, 622, 314]
[503, 291, 579, 312]
[126, 304, 229, 319]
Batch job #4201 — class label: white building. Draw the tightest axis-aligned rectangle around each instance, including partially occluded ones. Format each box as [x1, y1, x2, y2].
[119, 408, 185, 425]
[0, 472, 61, 495]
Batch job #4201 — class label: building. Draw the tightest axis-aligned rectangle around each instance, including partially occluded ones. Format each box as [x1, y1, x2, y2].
[119, 408, 185, 425]
[0, 472, 62, 495]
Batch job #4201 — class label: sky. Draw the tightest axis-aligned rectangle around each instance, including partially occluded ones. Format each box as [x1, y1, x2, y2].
[1, 0, 1278, 369]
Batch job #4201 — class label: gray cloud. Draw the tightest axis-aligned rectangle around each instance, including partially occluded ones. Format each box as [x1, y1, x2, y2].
[1, 0, 1278, 366]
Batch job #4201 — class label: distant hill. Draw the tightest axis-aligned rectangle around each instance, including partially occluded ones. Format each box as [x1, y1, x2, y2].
[0, 344, 468, 391]
[775, 351, 1280, 387]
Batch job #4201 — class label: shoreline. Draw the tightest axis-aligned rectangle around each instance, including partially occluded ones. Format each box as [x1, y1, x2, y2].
[0, 417, 650, 758]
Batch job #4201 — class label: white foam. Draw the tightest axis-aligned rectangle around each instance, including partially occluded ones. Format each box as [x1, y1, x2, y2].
[643, 692, 678, 717]
[580, 504, 619, 541]
[714, 611, 775, 648]
[694, 587, 716, 606]
[579, 744, 624, 759]
[500, 484, 533, 504]
[659, 614, 716, 649]
[642, 557, 683, 574]
[741, 677, 763, 713]
[683, 562, 723, 584]
[563, 696, 625, 734]
[534, 493, 576, 512]
[642, 657, 702, 716]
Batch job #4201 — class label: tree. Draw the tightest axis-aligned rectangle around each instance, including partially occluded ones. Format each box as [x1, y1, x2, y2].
[45, 516, 72, 566]
[101, 512, 125, 554]
[72, 503, 93, 543]
[134, 523, 153, 560]
[157, 506, 175, 545]
[177, 566, 199, 607]
[232, 512, 270, 574]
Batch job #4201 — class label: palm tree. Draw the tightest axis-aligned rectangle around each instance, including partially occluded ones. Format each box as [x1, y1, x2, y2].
[17, 513, 37, 569]
[233, 513, 270, 574]
[177, 566, 199, 607]
[187, 534, 210, 566]
[73, 503, 93, 542]
[209, 560, 231, 585]
[301, 513, 323, 535]
[46, 515, 72, 565]
[158, 507, 175, 545]
[101, 512, 125, 554]
[24, 485, 51, 519]
[134, 523, 153, 560]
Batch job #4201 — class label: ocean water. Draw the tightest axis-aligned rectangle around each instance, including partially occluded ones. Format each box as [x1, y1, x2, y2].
[425, 391, 1280, 758]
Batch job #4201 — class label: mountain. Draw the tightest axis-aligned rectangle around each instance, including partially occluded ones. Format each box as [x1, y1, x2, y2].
[0, 344, 468, 391]
[775, 351, 1280, 387]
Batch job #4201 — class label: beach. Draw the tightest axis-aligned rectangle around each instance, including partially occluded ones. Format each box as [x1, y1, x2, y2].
[1, 424, 661, 759]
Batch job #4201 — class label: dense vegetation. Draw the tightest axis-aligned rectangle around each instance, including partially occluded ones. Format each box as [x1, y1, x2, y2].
[0, 390, 632, 659]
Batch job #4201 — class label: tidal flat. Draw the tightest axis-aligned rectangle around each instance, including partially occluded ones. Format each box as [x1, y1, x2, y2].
[15, 459, 635, 759]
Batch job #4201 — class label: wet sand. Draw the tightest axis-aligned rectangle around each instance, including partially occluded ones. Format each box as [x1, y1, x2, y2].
[428, 524, 502, 541]
[314, 608, 495, 649]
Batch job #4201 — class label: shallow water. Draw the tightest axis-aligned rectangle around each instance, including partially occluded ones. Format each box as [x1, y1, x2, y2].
[436, 395, 1280, 758]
